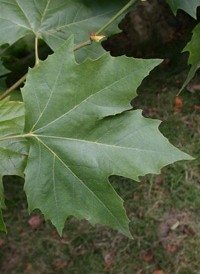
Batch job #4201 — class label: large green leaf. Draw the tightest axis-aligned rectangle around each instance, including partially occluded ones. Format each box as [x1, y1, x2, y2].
[0, 0, 134, 61]
[180, 23, 200, 91]
[21, 38, 191, 237]
[0, 98, 28, 231]
[166, 0, 200, 18]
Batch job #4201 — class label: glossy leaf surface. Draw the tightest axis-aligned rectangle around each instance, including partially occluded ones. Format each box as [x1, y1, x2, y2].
[181, 23, 200, 90]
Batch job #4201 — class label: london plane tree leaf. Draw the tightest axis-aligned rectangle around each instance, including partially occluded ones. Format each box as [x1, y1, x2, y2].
[20, 38, 191, 237]
[0, 0, 133, 61]
[166, 0, 200, 18]
[181, 23, 200, 91]
[166, 1, 200, 90]
[0, 98, 28, 231]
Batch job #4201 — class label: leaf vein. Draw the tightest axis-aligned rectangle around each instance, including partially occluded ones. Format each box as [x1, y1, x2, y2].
[31, 63, 64, 131]
[35, 136, 125, 229]
[40, 9, 119, 33]
[35, 134, 163, 154]
[0, 17, 31, 31]
[15, 0, 33, 31]
[39, 0, 51, 26]
[33, 72, 133, 132]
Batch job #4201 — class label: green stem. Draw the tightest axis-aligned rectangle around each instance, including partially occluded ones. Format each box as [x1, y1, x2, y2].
[74, 0, 139, 51]
[0, 0, 139, 100]
[95, 0, 139, 35]
[0, 73, 27, 100]
[0, 39, 92, 101]
[0, 34, 40, 100]
[74, 39, 92, 51]
[35, 35, 39, 66]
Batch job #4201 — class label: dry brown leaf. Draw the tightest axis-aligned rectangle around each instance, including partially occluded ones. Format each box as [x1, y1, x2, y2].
[54, 260, 68, 271]
[174, 96, 183, 112]
[28, 215, 43, 229]
[141, 251, 153, 262]
[0, 237, 5, 246]
[24, 263, 33, 272]
[153, 270, 165, 274]
[104, 253, 113, 270]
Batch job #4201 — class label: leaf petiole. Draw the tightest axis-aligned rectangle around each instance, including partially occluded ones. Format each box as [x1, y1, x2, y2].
[0, 0, 139, 100]
[35, 35, 39, 66]
[0, 73, 27, 100]
[74, 0, 139, 51]
[95, 0, 140, 35]
[74, 39, 92, 51]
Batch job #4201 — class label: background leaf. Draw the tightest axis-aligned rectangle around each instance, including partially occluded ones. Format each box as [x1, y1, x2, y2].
[0, 98, 28, 231]
[0, 0, 135, 61]
[181, 23, 200, 91]
[0, 60, 10, 77]
[0, 61, 10, 97]
[166, 0, 200, 18]
[22, 38, 191, 237]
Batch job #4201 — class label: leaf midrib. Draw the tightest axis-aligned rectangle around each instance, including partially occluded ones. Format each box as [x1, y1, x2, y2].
[35, 135, 128, 231]
[40, 8, 120, 33]
[0, 17, 31, 31]
[32, 71, 134, 133]
[35, 134, 165, 154]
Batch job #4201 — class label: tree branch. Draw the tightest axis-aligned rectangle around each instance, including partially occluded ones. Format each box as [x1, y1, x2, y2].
[0, 73, 27, 100]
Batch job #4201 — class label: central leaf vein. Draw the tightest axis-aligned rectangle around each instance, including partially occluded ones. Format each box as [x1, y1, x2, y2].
[15, 0, 33, 30]
[39, 0, 51, 26]
[34, 136, 125, 229]
[42, 9, 119, 33]
[33, 72, 133, 133]
[35, 134, 163, 154]
[31, 62, 65, 132]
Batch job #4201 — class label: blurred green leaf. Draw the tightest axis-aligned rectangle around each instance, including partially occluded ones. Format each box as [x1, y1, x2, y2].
[181, 23, 200, 91]
[166, 0, 200, 18]
[0, 98, 28, 231]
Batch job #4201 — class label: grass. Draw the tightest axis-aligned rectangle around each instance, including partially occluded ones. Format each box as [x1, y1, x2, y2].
[0, 39, 200, 274]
